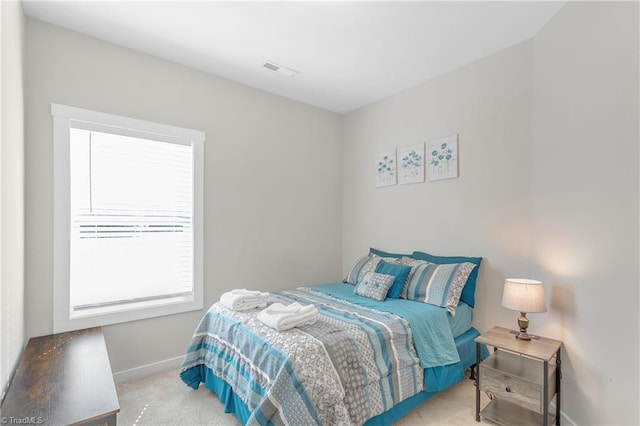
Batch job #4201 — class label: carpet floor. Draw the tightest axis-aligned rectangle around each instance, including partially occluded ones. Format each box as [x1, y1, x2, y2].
[116, 368, 490, 425]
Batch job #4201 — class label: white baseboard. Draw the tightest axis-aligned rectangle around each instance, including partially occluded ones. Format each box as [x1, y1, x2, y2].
[550, 401, 576, 426]
[561, 411, 576, 426]
[113, 355, 184, 384]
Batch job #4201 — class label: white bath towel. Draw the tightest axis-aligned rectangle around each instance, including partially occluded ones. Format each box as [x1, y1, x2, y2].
[220, 289, 270, 311]
[257, 302, 318, 331]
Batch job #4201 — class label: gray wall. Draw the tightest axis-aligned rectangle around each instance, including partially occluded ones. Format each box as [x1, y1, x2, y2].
[342, 2, 639, 424]
[0, 1, 25, 402]
[531, 2, 639, 424]
[342, 40, 535, 334]
[24, 18, 343, 374]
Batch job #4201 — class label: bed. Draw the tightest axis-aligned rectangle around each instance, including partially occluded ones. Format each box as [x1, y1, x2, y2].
[180, 250, 488, 425]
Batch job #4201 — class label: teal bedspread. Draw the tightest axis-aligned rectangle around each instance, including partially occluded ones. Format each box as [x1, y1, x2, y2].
[181, 283, 471, 425]
[308, 283, 460, 369]
[181, 287, 424, 425]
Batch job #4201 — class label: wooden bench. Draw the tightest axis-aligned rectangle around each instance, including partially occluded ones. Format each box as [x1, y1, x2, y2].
[1, 327, 120, 425]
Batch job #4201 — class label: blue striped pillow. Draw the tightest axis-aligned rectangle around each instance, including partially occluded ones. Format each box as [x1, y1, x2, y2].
[411, 251, 482, 308]
[404, 261, 476, 315]
[343, 255, 381, 285]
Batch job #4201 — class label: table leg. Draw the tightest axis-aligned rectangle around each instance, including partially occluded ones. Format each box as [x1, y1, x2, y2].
[475, 342, 481, 422]
[556, 349, 561, 425]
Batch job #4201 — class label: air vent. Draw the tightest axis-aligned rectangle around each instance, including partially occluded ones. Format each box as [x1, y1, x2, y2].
[263, 62, 280, 72]
[263, 61, 299, 77]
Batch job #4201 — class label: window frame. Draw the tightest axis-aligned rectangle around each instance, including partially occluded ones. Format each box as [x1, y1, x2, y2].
[52, 104, 204, 333]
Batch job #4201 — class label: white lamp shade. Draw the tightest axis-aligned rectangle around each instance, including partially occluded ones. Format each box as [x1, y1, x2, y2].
[502, 278, 547, 313]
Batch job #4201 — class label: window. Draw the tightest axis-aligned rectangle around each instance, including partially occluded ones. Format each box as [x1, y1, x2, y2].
[53, 104, 204, 332]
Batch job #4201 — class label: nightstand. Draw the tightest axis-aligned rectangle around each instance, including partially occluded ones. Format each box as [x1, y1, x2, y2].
[475, 326, 562, 426]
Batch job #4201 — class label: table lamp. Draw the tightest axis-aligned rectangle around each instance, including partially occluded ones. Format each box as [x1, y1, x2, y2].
[501, 278, 547, 340]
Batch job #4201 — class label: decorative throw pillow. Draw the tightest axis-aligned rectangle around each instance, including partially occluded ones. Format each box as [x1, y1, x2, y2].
[374, 260, 412, 299]
[397, 257, 429, 298]
[343, 255, 382, 285]
[354, 271, 395, 301]
[404, 261, 476, 315]
[411, 251, 482, 308]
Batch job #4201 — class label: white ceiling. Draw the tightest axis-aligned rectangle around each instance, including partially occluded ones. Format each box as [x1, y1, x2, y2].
[22, 1, 565, 114]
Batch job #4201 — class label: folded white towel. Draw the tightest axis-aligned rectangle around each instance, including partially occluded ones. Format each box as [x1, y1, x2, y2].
[257, 303, 318, 331]
[275, 310, 318, 331]
[220, 289, 270, 311]
[261, 302, 316, 315]
[230, 289, 270, 297]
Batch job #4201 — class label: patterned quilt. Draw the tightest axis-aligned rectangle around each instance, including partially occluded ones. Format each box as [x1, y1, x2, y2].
[180, 288, 424, 426]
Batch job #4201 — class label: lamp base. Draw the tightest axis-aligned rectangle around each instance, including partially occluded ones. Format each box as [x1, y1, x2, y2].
[509, 329, 540, 340]
[515, 331, 533, 340]
[516, 312, 532, 340]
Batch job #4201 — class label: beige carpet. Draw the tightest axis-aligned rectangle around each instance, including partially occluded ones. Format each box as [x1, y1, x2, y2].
[116, 368, 490, 425]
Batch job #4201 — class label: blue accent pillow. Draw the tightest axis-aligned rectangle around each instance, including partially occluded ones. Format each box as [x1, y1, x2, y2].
[369, 247, 410, 259]
[411, 251, 482, 308]
[375, 260, 412, 299]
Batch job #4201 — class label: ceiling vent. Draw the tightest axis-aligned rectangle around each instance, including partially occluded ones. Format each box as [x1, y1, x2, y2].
[263, 61, 299, 77]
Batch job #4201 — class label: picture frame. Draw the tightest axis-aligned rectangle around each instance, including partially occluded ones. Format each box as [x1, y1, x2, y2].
[427, 134, 458, 181]
[375, 149, 397, 187]
[398, 143, 425, 185]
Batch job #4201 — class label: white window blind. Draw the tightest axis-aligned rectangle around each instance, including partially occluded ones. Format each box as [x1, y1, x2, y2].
[52, 103, 204, 333]
[69, 129, 194, 310]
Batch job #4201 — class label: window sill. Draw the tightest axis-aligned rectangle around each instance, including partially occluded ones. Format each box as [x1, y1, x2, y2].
[53, 295, 203, 333]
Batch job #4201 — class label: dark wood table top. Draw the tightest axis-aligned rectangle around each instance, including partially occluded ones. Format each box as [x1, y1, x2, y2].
[1, 327, 120, 425]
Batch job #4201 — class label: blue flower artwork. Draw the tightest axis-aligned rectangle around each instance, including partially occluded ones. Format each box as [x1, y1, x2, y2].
[376, 149, 397, 187]
[427, 134, 459, 181]
[398, 143, 425, 184]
